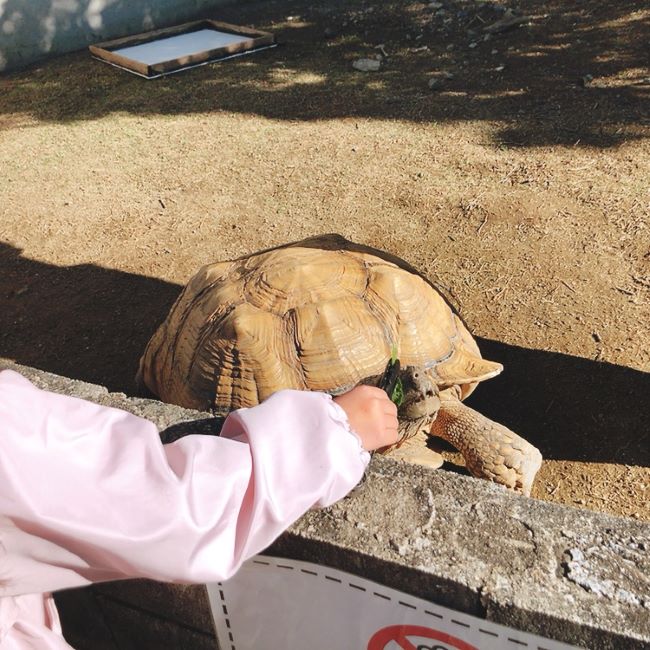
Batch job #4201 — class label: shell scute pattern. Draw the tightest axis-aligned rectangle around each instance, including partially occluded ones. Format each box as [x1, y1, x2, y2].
[243, 248, 368, 315]
[291, 295, 389, 392]
[138, 241, 497, 414]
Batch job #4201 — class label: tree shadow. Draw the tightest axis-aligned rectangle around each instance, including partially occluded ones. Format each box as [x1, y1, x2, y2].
[1, 0, 648, 147]
[2, 239, 647, 467]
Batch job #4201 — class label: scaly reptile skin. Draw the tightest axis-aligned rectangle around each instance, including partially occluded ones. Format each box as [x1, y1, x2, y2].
[431, 391, 542, 496]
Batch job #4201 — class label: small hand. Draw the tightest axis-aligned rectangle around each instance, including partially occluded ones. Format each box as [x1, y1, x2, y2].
[333, 385, 399, 452]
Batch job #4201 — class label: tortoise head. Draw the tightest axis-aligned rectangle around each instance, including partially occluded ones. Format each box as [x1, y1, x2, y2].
[399, 366, 441, 420]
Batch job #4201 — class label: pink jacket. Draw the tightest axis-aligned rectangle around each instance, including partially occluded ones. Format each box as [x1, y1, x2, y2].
[0, 369, 369, 648]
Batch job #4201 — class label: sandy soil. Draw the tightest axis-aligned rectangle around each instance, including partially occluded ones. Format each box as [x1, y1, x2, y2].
[1, 0, 648, 520]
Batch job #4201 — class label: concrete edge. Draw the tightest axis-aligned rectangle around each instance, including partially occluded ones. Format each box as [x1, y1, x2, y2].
[2, 360, 648, 650]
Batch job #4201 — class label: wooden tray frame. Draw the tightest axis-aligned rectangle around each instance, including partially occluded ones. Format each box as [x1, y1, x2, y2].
[89, 19, 275, 78]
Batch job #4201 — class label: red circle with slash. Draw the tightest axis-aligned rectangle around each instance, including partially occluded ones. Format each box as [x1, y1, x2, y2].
[367, 624, 478, 650]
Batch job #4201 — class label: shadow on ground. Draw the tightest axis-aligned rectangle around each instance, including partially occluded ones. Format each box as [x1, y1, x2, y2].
[0, 0, 648, 147]
[0, 241, 180, 394]
[469, 338, 649, 467]
[1, 240, 648, 467]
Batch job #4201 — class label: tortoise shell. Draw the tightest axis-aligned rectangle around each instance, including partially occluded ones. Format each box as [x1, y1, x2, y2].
[138, 235, 502, 414]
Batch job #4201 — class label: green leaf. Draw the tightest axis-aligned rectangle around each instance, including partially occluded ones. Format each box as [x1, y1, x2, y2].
[391, 377, 404, 407]
[390, 345, 398, 365]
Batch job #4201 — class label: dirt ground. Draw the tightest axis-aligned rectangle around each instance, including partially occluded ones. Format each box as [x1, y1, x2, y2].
[1, 0, 648, 521]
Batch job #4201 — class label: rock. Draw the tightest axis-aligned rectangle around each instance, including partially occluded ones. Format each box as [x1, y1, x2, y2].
[428, 74, 453, 90]
[581, 74, 594, 87]
[495, 64, 505, 72]
[484, 9, 531, 34]
[375, 44, 389, 58]
[469, 42, 478, 49]
[428, 1, 444, 8]
[353, 58, 381, 72]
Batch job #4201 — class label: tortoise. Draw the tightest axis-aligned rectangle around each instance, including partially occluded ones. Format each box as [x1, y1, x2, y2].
[137, 235, 542, 495]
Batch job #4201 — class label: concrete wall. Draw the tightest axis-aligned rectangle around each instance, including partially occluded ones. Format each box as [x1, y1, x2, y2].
[0, 0, 232, 73]
[2, 361, 648, 650]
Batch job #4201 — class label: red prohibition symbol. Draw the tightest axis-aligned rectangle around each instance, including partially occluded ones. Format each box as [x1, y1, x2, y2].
[367, 624, 479, 650]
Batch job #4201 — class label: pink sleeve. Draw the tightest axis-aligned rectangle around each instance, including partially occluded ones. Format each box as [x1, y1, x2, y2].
[0, 369, 370, 597]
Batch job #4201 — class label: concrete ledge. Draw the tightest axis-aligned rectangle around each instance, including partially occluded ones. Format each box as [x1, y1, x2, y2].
[270, 465, 649, 649]
[2, 361, 648, 649]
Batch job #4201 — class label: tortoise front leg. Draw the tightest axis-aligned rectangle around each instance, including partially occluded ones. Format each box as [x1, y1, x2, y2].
[430, 389, 542, 496]
[388, 425, 444, 470]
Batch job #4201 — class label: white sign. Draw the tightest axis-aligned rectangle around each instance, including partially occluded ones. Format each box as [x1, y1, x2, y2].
[208, 556, 582, 650]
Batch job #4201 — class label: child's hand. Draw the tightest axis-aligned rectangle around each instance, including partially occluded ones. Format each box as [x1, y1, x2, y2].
[333, 385, 399, 452]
